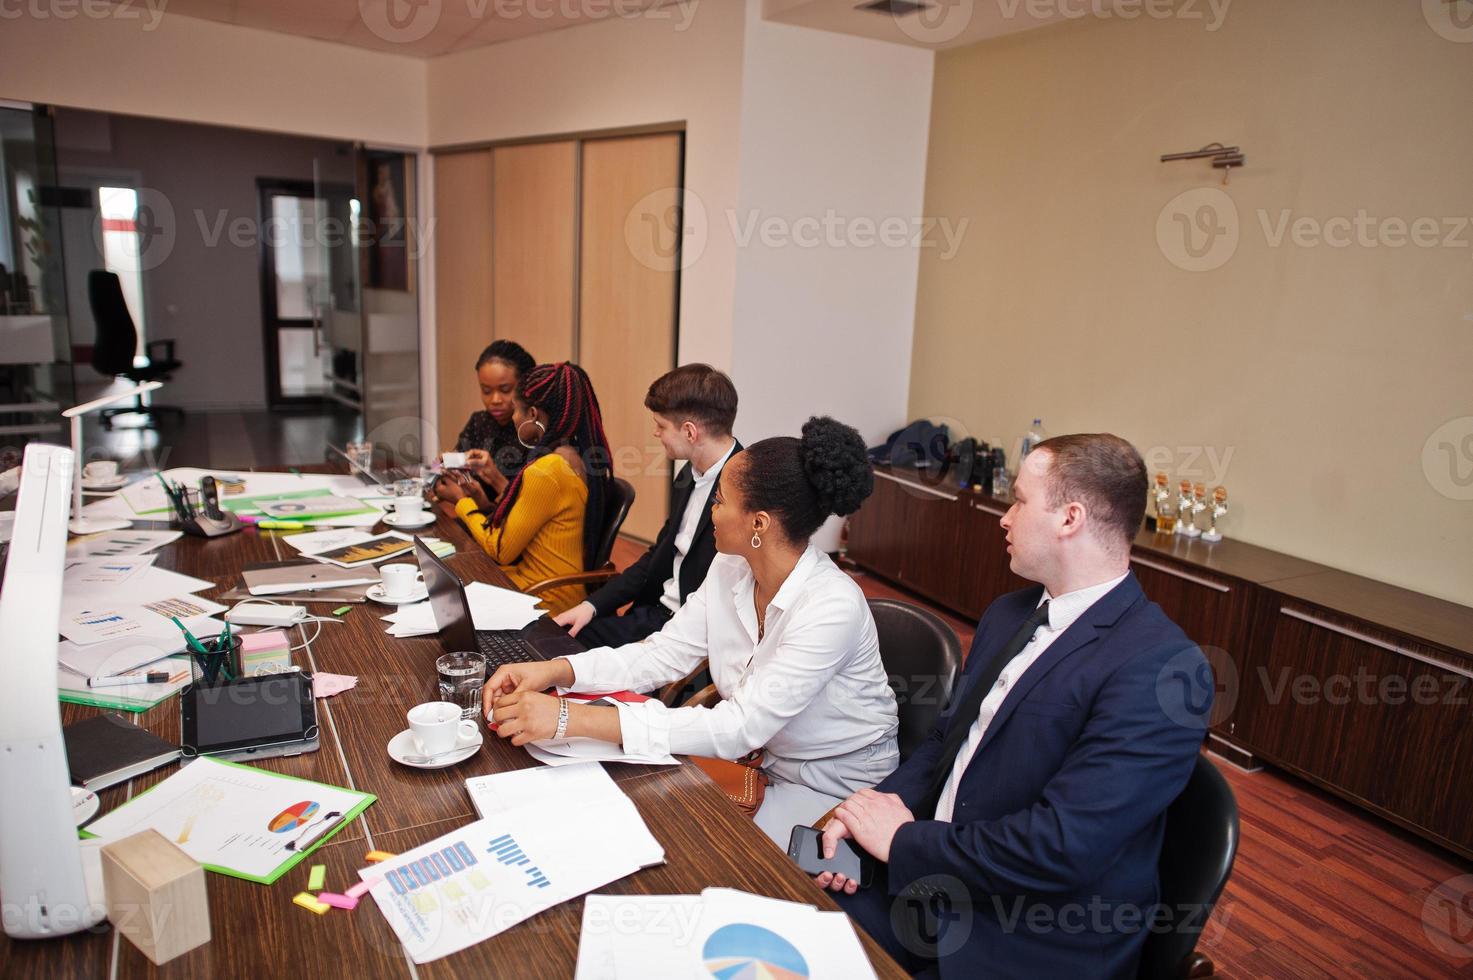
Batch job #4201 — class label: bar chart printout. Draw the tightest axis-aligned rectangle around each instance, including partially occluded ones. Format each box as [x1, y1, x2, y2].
[361, 808, 660, 964]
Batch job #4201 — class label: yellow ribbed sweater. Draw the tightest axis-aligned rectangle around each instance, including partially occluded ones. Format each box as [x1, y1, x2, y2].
[454, 453, 588, 615]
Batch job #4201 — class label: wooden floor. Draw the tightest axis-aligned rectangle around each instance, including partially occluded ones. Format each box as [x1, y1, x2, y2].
[610, 535, 1473, 978]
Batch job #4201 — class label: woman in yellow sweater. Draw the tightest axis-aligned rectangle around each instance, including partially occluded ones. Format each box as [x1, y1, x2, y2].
[437, 362, 613, 615]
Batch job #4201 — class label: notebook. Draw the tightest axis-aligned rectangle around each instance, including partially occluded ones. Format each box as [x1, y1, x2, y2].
[62, 713, 182, 791]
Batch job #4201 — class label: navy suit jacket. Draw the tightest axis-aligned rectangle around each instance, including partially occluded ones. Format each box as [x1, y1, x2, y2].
[846, 573, 1210, 979]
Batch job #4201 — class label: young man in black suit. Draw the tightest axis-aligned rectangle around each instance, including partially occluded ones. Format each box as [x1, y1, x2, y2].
[553, 364, 740, 647]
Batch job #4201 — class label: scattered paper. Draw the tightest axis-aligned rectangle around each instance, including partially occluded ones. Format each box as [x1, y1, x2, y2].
[574, 895, 706, 980]
[56, 634, 189, 679]
[66, 529, 181, 559]
[85, 757, 375, 883]
[59, 603, 226, 646]
[379, 582, 541, 638]
[362, 798, 663, 964]
[308, 532, 415, 569]
[64, 555, 156, 586]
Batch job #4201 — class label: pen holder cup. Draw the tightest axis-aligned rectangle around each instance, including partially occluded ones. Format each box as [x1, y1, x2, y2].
[188, 634, 243, 687]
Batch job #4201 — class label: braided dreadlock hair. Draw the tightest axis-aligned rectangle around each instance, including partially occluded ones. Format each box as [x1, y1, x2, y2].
[488, 362, 613, 569]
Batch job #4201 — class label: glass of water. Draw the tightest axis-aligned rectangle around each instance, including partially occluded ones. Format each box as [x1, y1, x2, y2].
[436, 651, 487, 719]
[346, 440, 373, 472]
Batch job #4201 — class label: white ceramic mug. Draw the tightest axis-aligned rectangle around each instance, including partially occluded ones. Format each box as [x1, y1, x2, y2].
[393, 495, 425, 519]
[407, 701, 478, 756]
[379, 563, 423, 600]
[83, 460, 119, 482]
[441, 452, 467, 469]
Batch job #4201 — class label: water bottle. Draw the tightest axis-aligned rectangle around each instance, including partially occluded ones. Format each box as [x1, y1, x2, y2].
[1020, 418, 1046, 461]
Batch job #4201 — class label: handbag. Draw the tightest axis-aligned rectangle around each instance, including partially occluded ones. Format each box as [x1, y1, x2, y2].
[692, 749, 768, 816]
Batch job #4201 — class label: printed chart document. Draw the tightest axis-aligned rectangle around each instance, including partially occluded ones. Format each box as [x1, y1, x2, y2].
[65, 529, 182, 559]
[575, 888, 877, 980]
[84, 757, 375, 883]
[361, 798, 664, 964]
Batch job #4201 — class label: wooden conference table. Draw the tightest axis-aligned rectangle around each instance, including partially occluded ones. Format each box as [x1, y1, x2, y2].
[0, 473, 907, 980]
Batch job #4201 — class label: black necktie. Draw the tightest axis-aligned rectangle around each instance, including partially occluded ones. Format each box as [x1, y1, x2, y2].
[920, 600, 1052, 816]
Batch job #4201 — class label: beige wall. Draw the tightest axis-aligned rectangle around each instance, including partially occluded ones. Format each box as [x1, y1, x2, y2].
[909, 0, 1473, 606]
[0, 11, 425, 146]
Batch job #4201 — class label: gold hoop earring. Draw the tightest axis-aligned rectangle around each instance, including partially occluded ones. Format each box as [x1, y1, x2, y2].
[750, 532, 762, 549]
[517, 419, 546, 450]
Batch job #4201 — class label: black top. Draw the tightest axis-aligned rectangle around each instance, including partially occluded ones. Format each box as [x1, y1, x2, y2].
[456, 411, 528, 478]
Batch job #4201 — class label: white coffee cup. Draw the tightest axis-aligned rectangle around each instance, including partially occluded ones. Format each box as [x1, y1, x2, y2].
[407, 701, 478, 756]
[83, 460, 119, 482]
[442, 452, 467, 469]
[393, 494, 424, 519]
[379, 563, 423, 600]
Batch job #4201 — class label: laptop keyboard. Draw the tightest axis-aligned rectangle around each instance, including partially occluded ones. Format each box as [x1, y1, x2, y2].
[474, 630, 541, 671]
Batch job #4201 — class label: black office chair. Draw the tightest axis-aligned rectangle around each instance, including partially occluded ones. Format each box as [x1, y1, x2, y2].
[1137, 754, 1240, 980]
[869, 598, 963, 761]
[525, 477, 636, 597]
[87, 270, 184, 428]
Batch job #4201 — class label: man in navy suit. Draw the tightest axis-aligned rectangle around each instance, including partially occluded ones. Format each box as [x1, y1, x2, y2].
[816, 433, 1212, 978]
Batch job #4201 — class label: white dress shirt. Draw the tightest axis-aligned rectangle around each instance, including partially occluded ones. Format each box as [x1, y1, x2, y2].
[568, 545, 899, 773]
[933, 572, 1128, 823]
[659, 440, 736, 614]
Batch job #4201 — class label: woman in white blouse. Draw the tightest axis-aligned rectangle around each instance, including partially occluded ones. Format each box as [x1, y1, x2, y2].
[483, 416, 900, 842]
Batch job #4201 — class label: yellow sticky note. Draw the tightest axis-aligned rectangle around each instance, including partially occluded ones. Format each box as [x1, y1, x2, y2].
[293, 892, 330, 915]
[365, 850, 397, 863]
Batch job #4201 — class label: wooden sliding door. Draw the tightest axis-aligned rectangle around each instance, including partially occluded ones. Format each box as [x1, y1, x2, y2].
[491, 141, 577, 365]
[432, 128, 682, 540]
[433, 149, 494, 448]
[578, 134, 682, 542]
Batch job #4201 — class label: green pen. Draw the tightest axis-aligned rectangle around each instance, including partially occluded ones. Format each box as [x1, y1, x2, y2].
[171, 616, 209, 655]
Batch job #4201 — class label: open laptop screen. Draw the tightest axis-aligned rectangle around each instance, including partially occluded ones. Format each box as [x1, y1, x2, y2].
[413, 536, 478, 652]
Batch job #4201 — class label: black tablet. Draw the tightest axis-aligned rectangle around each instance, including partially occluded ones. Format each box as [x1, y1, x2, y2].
[180, 672, 320, 762]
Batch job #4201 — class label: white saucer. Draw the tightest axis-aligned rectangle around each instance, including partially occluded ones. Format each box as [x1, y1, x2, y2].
[382, 511, 436, 529]
[366, 583, 430, 605]
[81, 476, 129, 491]
[72, 786, 100, 826]
[388, 728, 483, 769]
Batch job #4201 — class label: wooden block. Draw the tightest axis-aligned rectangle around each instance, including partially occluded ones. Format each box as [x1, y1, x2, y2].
[100, 829, 211, 965]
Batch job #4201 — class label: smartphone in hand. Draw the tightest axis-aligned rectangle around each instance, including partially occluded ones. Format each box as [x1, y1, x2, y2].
[788, 825, 875, 888]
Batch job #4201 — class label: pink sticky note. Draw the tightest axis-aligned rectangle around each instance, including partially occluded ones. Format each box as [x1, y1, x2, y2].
[317, 892, 359, 910]
[313, 673, 359, 699]
[345, 879, 376, 899]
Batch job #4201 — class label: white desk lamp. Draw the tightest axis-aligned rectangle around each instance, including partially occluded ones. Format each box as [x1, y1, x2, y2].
[63, 380, 163, 535]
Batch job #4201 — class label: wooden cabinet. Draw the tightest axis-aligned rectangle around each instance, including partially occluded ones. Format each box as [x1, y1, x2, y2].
[846, 463, 1473, 859]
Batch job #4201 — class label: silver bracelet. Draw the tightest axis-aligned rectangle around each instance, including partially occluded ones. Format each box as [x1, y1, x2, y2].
[554, 698, 570, 740]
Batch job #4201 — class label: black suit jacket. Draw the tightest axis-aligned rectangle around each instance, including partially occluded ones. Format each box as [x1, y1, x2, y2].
[585, 441, 740, 617]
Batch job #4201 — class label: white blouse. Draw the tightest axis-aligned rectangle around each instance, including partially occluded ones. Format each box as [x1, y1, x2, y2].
[566, 545, 899, 763]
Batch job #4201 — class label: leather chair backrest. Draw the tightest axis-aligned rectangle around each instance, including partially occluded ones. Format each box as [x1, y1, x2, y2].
[589, 477, 636, 570]
[868, 598, 963, 761]
[88, 270, 139, 377]
[1136, 754, 1240, 980]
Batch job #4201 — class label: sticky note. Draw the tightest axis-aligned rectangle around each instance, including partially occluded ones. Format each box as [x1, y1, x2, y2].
[306, 865, 326, 891]
[332, 606, 351, 616]
[293, 892, 330, 915]
[346, 879, 376, 899]
[365, 850, 396, 863]
[317, 892, 359, 910]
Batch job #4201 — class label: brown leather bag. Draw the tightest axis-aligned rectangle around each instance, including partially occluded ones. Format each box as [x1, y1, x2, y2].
[692, 750, 768, 816]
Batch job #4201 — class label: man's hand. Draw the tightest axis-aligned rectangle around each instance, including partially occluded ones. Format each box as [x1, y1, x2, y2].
[835, 789, 913, 864]
[814, 816, 860, 895]
[553, 601, 597, 638]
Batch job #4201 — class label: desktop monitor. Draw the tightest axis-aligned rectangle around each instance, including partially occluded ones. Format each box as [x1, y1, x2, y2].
[0, 443, 107, 938]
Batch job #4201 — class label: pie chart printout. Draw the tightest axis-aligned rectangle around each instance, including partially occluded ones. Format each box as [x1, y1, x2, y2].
[268, 800, 320, 833]
[703, 923, 811, 980]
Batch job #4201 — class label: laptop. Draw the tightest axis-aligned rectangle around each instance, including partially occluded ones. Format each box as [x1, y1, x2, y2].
[413, 536, 585, 670]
